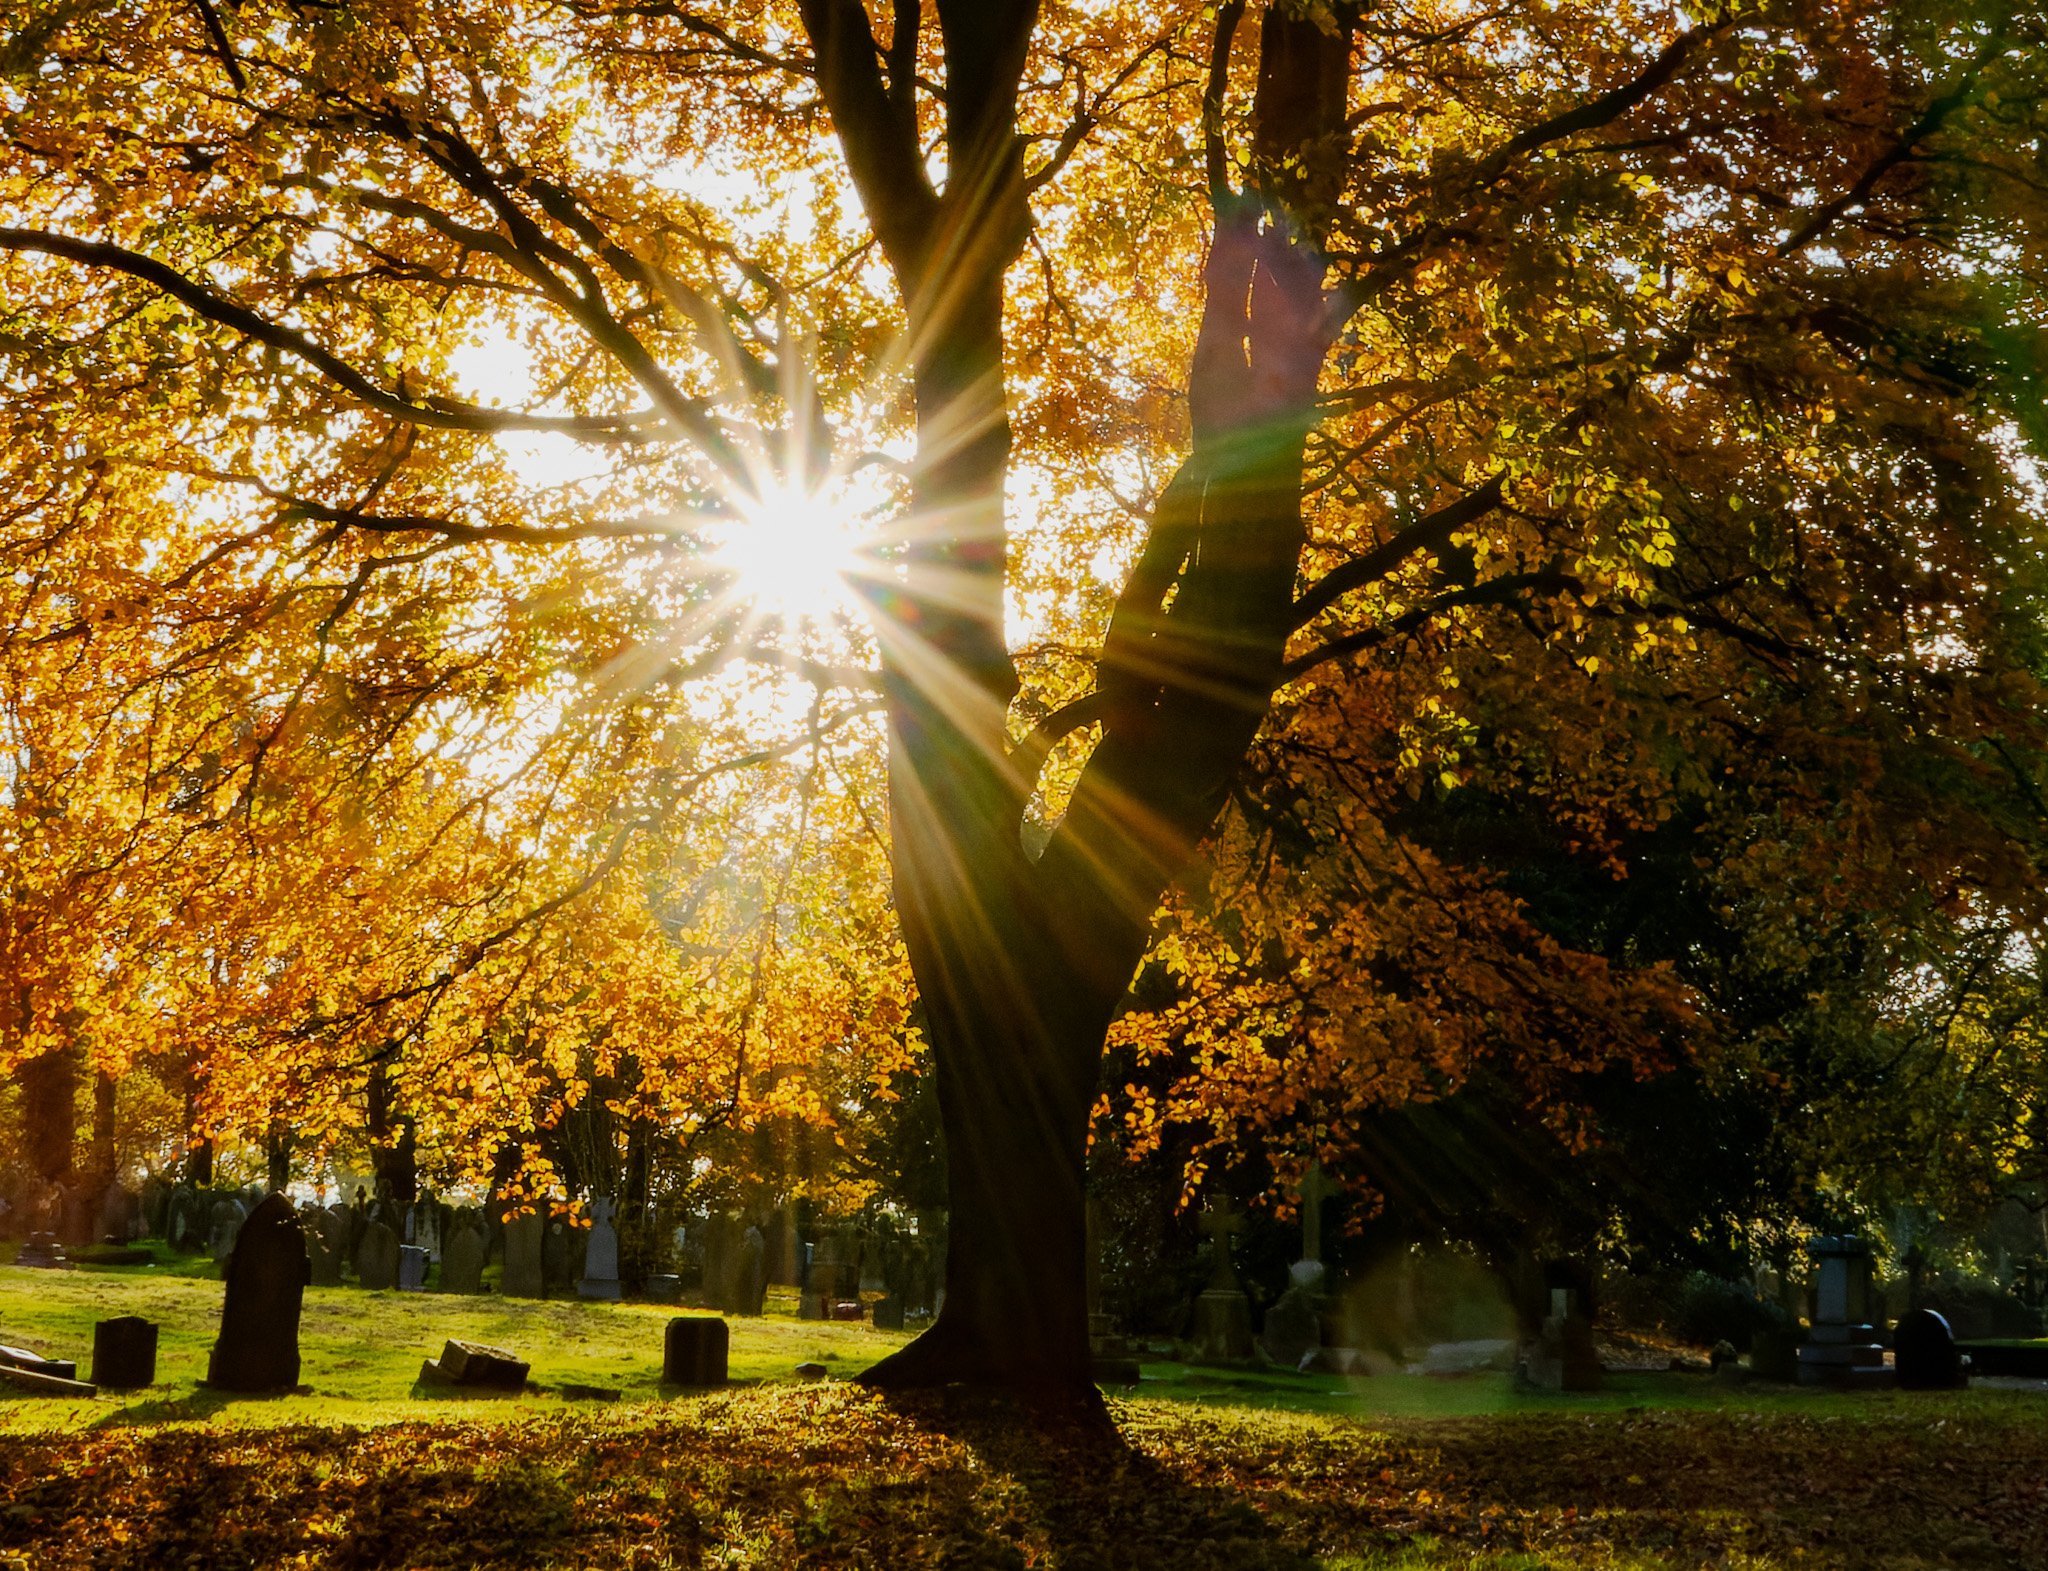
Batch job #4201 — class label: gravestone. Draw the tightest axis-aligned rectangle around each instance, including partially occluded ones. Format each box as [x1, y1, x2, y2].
[140, 1178, 171, 1240]
[207, 1198, 248, 1262]
[1523, 1287, 1602, 1392]
[0, 1344, 77, 1379]
[735, 1225, 768, 1316]
[97, 1182, 141, 1243]
[367, 1180, 404, 1240]
[1190, 1197, 1255, 1363]
[663, 1317, 729, 1386]
[92, 1317, 158, 1389]
[397, 1245, 430, 1291]
[166, 1183, 203, 1253]
[206, 1193, 308, 1391]
[502, 1210, 545, 1299]
[1259, 1167, 1344, 1368]
[801, 1230, 847, 1320]
[873, 1293, 906, 1331]
[419, 1338, 528, 1390]
[357, 1220, 400, 1291]
[1259, 1287, 1325, 1369]
[440, 1224, 487, 1295]
[701, 1213, 741, 1311]
[305, 1216, 344, 1287]
[767, 1206, 801, 1286]
[406, 1198, 443, 1263]
[16, 1232, 67, 1268]
[1797, 1234, 1890, 1387]
[543, 1218, 586, 1297]
[578, 1196, 623, 1300]
[1894, 1308, 1968, 1390]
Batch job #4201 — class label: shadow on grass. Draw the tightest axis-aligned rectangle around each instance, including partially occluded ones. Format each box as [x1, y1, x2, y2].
[877, 1390, 1325, 1571]
[86, 1385, 250, 1429]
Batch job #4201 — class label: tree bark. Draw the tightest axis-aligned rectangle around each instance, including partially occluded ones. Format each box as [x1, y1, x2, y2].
[19, 1045, 79, 1189]
[799, 0, 1351, 1398]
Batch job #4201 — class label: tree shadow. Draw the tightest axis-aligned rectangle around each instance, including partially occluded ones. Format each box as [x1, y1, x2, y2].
[85, 1383, 262, 1428]
[873, 1390, 1325, 1571]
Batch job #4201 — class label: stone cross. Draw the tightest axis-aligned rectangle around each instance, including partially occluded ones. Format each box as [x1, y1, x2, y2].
[1199, 1196, 1245, 1291]
[1297, 1165, 1342, 1264]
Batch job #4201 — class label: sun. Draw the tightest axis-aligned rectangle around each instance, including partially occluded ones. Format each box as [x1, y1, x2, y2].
[709, 482, 867, 626]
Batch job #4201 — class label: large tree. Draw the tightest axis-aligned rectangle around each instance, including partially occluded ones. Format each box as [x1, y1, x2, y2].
[3, 0, 2044, 1397]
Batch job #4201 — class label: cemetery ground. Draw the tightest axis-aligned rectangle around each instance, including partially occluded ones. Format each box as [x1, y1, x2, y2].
[3, 1263, 2047, 1569]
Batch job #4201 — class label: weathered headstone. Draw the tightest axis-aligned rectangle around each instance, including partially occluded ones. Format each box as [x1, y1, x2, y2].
[206, 1193, 308, 1391]
[357, 1220, 400, 1291]
[166, 1183, 202, 1253]
[1259, 1287, 1325, 1369]
[440, 1224, 487, 1295]
[578, 1196, 623, 1300]
[16, 1232, 67, 1269]
[97, 1182, 141, 1244]
[1894, 1308, 1968, 1390]
[735, 1225, 768, 1316]
[419, 1338, 528, 1390]
[305, 1217, 344, 1288]
[1522, 1287, 1602, 1392]
[92, 1317, 158, 1389]
[663, 1317, 729, 1386]
[502, 1210, 545, 1299]
[1190, 1197, 1254, 1363]
[873, 1293, 906, 1331]
[543, 1218, 585, 1297]
[1797, 1234, 1890, 1387]
[397, 1244, 430, 1291]
[701, 1212, 741, 1311]
[140, 1178, 172, 1240]
[208, 1197, 249, 1263]
[0, 1344, 77, 1380]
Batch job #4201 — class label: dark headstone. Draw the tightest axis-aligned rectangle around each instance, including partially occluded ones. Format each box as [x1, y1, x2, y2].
[206, 1193, 308, 1392]
[422, 1338, 528, 1389]
[1895, 1308, 1968, 1390]
[440, 1226, 486, 1295]
[644, 1273, 683, 1303]
[873, 1292, 906, 1331]
[1524, 1287, 1603, 1392]
[663, 1316, 729, 1386]
[357, 1220, 400, 1291]
[92, 1317, 158, 1389]
[502, 1211, 544, 1299]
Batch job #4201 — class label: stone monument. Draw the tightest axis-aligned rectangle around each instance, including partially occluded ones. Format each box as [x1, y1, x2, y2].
[206, 1193, 308, 1391]
[1190, 1197, 1254, 1363]
[1797, 1234, 1891, 1387]
[578, 1196, 623, 1300]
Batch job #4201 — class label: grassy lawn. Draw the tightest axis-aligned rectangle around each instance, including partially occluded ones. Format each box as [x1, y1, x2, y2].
[3, 1264, 2045, 1568]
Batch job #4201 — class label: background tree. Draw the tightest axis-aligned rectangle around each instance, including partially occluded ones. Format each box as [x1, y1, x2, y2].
[1, 0, 2044, 1398]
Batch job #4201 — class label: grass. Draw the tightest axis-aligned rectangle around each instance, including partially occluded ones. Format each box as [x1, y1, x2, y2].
[3, 1265, 2046, 1568]
[0, 1262, 2034, 1432]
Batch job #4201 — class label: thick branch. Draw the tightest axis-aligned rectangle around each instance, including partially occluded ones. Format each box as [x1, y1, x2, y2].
[0, 228, 666, 441]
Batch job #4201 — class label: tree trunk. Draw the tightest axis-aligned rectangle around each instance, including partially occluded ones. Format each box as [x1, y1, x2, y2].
[19, 1045, 78, 1189]
[804, 0, 1351, 1399]
[89, 1071, 117, 1192]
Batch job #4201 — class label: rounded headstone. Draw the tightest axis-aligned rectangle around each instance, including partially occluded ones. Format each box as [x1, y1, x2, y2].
[663, 1316, 729, 1387]
[93, 1316, 158, 1389]
[1894, 1308, 1966, 1390]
